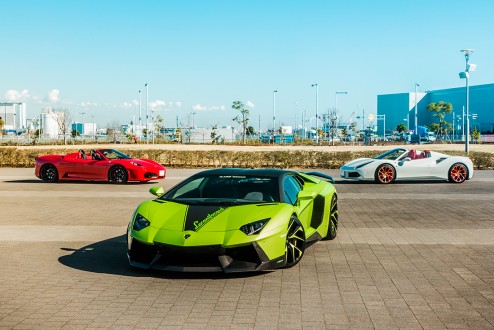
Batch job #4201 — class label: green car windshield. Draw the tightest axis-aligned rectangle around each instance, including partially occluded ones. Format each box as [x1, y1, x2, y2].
[161, 175, 280, 204]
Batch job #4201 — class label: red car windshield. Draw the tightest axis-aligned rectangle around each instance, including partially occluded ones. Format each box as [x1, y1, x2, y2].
[99, 149, 132, 160]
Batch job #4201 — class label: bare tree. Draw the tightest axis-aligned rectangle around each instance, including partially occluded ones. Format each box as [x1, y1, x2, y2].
[55, 109, 71, 145]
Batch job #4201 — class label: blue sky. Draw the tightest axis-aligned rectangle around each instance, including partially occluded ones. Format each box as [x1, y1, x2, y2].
[1, 0, 493, 130]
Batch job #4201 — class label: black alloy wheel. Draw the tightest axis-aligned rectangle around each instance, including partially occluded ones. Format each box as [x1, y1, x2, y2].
[284, 215, 306, 268]
[323, 194, 338, 240]
[109, 165, 128, 183]
[40, 164, 59, 183]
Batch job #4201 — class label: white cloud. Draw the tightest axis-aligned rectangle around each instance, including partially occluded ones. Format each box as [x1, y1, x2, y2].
[4, 89, 30, 102]
[246, 101, 255, 108]
[121, 100, 139, 109]
[175, 101, 182, 108]
[192, 104, 226, 111]
[150, 100, 166, 111]
[78, 101, 99, 107]
[47, 89, 60, 102]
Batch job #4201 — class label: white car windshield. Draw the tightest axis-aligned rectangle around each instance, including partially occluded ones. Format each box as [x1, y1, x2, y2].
[374, 148, 407, 160]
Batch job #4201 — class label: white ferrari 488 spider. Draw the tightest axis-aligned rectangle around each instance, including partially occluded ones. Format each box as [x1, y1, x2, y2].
[340, 148, 474, 184]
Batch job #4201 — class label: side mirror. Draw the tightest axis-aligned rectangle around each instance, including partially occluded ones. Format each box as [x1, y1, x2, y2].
[149, 186, 165, 197]
[403, 157, 411, 162]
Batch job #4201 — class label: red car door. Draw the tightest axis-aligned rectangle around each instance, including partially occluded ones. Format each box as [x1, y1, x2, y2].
[70, 157, 109, 180]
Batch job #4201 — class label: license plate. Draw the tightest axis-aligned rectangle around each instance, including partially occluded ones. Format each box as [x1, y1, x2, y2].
[159, 170, 165, 177]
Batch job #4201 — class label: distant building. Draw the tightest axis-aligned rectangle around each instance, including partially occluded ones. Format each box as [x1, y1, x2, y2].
[40, 108, 60, 138]
[0, 102, 27, 133]
[182, 127, 235, 143]
[377, 83, 494, 135]
[72, 122, 97, 136]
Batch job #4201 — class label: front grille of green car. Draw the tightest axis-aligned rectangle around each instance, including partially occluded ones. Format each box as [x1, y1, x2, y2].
[129, 239, 263, 271]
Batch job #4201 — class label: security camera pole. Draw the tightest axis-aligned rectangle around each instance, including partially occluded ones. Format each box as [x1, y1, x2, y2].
[459, 49, 476, 154]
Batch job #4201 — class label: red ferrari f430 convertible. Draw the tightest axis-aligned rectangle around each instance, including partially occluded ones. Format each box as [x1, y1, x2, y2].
[35, 149, 166, 183]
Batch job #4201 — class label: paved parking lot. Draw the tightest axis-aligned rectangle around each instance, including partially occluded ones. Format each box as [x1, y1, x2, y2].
[0, 168, 493, 329]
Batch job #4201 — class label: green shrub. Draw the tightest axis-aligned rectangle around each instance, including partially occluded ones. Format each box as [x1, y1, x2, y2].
[1, 147, 493, 169]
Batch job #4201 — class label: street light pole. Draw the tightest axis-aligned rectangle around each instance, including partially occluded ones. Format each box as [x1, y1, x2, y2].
[335, 91, 348, 145]
[459, 49, 476, 154]
[138, 90, 142, 139]
[311, 84, 318, 144]
[273, 90, 277, 144]
[191, 112, 196, 128]
[145, 83, 149, 144]
[414, 83, 419, 136]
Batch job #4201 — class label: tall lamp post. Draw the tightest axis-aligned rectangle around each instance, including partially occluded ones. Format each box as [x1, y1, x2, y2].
[145, 83, 149, 144]
[335, 91, 348, 142]
[272, 90, 277, 144]
[414, 83, 419, 136]
[459, 49, 476, 154]
[311, 84, 318, 143]
[138, 90, 142, 140]
[191, 112, 197, 128]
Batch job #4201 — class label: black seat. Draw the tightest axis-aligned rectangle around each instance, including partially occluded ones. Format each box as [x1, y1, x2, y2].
[78, 149, 87, 159]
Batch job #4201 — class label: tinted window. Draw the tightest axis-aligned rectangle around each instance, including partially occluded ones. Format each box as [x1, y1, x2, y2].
[283, 176, 301, 205]
[171, 177, 205, 198]
[162, 174, 279, 203]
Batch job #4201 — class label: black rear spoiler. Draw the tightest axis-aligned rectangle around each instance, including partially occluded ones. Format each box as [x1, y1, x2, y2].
[303, 172, 335, 184]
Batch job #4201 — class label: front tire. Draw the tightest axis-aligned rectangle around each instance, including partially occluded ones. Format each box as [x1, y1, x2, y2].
[448, 163, 468, 183]
[40, 164, 58, 183]
[109, 165, 128, 183]
[284, 215, 306, 268]
[323, 194, 338, 240]
[375, 164, 396, 184]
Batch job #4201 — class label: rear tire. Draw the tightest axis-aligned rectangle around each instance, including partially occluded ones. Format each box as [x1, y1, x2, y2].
[375, 164, 396, 184]
[284, 215, 306, 268]
[109, 165, 128, 183]
[448, 163, 468, 183]
[323, 194, 338, 240]
[40, 164, 58, 183]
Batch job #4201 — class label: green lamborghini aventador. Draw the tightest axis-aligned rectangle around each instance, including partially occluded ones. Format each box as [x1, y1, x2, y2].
[127, 168, 338, 273]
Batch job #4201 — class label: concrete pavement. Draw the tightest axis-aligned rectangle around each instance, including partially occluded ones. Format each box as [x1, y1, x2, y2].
[1, 168, 493, 329]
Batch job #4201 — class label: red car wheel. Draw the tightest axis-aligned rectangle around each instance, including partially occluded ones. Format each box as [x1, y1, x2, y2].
[40, 164, 59, 183]
[109, 165, 128, 183]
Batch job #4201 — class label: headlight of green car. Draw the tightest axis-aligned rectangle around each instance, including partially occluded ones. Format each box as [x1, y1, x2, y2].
[239, 218, 270, 236]
[133, 214, 150, 231]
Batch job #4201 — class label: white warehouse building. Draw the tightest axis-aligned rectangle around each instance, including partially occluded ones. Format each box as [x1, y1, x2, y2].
[0, 102, 27, 133]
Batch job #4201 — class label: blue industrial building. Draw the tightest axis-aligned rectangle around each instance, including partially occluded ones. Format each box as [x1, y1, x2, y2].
[377, 83, 494, 137]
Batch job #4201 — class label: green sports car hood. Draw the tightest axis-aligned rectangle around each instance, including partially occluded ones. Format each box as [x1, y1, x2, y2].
[136, 199, 288, 233]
